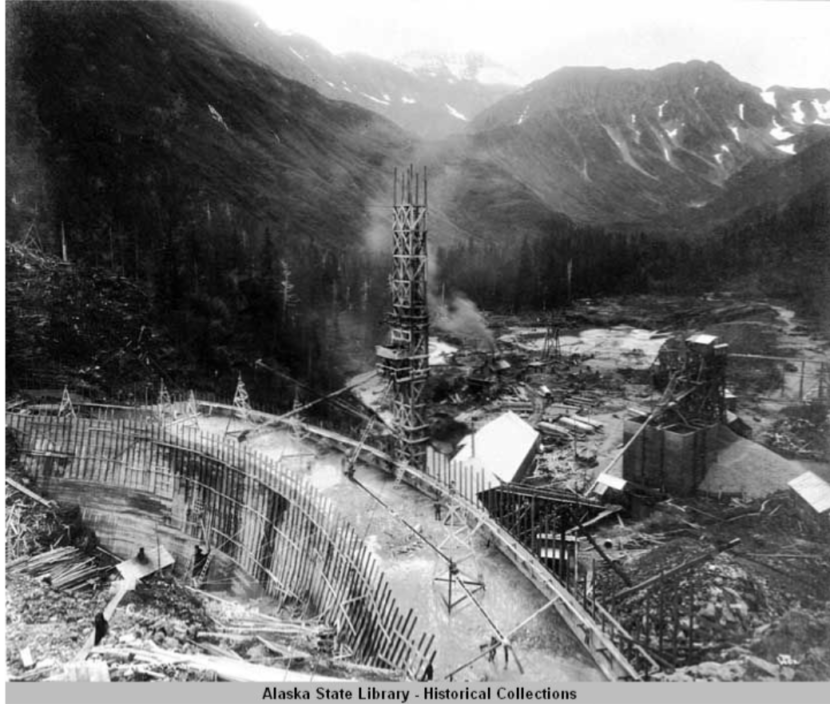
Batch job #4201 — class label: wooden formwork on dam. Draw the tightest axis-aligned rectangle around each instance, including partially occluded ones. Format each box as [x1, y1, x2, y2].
[196, 401, 643, 681]
[5, 412, 436, 676]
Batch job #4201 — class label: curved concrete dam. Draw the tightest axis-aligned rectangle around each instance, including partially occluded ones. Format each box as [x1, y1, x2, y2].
[7, 407, 626, 681]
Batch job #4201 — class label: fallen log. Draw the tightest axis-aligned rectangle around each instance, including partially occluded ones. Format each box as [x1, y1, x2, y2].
[556, 416, 596, 434]
[536, 421, 572, 438]
[571, 414, 604, 431]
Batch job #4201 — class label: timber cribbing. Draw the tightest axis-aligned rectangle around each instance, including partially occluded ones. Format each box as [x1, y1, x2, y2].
[197, 401, 643, 681]
[5, 412, 436, 677]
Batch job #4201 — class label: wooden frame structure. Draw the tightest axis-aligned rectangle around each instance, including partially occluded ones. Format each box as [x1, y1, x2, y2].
[6, 413, 436, 676]
[376, 166, 429, 472]
[11, 394, 645, 680]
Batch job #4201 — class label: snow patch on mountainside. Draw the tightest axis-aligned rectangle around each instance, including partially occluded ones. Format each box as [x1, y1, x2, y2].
[361, 92, 390, 106]
[445, 104, 468, 121]
[714, 144, 731, 166]
[394, 51, 519, 86]
[602, 124, 657, 179]
[813, 98, 830, 121]
[401, 96, 417, 104]
[654, 129, 674, 163]
[791, 100, 807, 124]
[770, 118, 794, 141]
[517, 104, 530, 125]
[776, 143, 796, 155]
[728, 125, 740, 141]
[630, 113, 642, 143]
[207, 104, 229, 131]
[738, 103, 745, 121]
[761, 89, 777, 107]
[289, 47, 305, 62]
[658, 100, 668, 119]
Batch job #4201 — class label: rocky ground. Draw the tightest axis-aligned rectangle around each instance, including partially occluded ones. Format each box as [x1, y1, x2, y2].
[590, 492, 830, 680]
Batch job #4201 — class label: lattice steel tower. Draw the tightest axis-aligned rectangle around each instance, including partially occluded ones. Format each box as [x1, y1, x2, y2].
[376, 166, 429, 472]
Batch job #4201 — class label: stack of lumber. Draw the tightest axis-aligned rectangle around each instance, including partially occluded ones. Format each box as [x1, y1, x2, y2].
[8, 546, 101, 591]
[192, 588, 335, 660]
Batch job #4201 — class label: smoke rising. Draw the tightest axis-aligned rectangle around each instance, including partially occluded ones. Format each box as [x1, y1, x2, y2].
[362, 196, 393, 254]
[364, 162, 496, 352]
[432, 292, 495, 351]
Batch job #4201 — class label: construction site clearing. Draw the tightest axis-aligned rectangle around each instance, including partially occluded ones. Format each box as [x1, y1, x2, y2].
[6, 290, 830, 683]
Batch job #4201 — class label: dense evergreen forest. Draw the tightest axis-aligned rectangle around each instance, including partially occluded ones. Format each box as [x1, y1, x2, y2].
[434, 180, 830, 324]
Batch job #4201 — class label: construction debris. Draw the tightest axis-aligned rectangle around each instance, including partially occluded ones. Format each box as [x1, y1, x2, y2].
[6, 288, 830, 682]
[8, 546, 103, 591]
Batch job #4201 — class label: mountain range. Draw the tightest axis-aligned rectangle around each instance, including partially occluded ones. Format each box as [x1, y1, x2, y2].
[177, 1, 515, 140]
[180, 2, 830, 233]
[467, 62, 830, 228]
[5, 0, 830, 392]
[8, 0, 830, 245]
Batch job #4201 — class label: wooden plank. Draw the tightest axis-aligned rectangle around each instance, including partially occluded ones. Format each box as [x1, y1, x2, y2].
[5, 477, 55, 507]
[388, 608, 413, 669]
[354, 560, 382, 661]
[367, 582, 393, 667]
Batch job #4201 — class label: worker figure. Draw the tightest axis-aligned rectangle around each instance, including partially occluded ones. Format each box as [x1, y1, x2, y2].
[342, 454, 356, 481]
[433, 492, 443, 521]
[485, 635, 499, 663]
[193, 545, 208, 578]
[136, 547, 150, 565]
[93, 612, 109, 646]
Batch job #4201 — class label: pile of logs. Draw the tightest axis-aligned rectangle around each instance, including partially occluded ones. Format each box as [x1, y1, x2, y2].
[537, 414, 604, 440]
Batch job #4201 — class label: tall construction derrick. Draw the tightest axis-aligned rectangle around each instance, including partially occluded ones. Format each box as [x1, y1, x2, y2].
[376, 166, 429, 472]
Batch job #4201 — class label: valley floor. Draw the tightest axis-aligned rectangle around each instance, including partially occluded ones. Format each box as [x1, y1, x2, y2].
[5, 292, 830, 682]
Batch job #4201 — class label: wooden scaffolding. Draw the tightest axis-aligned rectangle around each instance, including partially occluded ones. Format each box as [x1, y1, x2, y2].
[376, 166, 429, 473]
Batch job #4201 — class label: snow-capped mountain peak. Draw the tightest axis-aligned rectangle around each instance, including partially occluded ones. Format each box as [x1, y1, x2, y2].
[393, 50, 520, 86]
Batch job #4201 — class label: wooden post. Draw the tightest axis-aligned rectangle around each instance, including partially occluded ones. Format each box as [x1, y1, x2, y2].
[657, 572, 665, 653]
[800, 360, 806, 401]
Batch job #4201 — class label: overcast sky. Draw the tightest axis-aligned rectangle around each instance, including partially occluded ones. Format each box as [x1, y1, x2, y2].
[240, 0, 830, 89]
